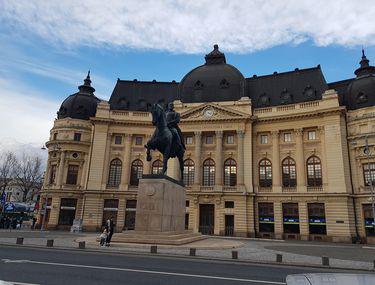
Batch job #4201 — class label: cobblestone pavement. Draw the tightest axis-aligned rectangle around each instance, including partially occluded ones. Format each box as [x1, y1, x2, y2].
[1, 229, 374, 271]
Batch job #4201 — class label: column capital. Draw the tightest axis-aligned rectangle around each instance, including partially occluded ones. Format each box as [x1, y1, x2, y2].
[271, 130, 279, 138]
[215, 131, 223, 138]
[317, 126, 325, 134]
[294, 128, 304, 136]
[124, 133, 132, 141]
[237, 130, 245, 138]
[194, 131, 202, 137]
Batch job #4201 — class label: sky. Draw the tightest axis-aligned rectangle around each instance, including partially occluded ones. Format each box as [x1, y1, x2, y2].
[0, 0, 375, 155]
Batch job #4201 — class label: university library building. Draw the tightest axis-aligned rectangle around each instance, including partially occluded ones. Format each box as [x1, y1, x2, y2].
[39, 45, 375, 243]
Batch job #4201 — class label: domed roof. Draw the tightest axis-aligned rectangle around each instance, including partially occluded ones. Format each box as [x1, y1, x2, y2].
[346, 50, 375, 110]
[179, 45, 245, 103]
[57, 71, 101, 120]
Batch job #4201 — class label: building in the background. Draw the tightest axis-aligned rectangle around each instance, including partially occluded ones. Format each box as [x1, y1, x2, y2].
[40, 46, 375, 243]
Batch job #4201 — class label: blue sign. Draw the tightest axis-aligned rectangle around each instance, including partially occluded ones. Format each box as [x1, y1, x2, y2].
[365, 219, 374, 228]
[259, 217, 274, 223]
[309, 218, 326, 224]
[4, 203, 14, 212]
[283, 217, 299, 224]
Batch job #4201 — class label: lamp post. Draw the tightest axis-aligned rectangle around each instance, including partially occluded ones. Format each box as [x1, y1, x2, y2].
[40, 142, 61, 231]
[364, 136, 375, 232]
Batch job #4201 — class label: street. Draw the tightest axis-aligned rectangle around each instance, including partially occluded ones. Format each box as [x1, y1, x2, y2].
[0, 245, 372, 285]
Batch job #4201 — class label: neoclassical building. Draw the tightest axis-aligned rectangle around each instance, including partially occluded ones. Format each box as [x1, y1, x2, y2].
[40, 45, 375, 243]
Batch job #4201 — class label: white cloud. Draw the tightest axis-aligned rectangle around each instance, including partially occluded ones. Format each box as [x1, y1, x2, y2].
[0, 77, 58, 148]
[1, 0, 375, 53]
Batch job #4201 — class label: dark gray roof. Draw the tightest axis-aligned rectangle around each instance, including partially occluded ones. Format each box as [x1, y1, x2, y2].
[246, 66, 328, 108]
[57, 72, 100, 120]
[109, 79, 178, 111]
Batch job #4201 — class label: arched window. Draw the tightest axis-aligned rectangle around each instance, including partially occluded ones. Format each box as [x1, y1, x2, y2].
[224, 158, 237, 186]
[130, 159, 143, 186]
[307, 156, 322, 186]
[183, 159, 195, 186]
[202, 159, 215, 186]
[152, 160, 163, 175]
[259, 159, 272, 187]
[107, 159, 122, 187]
[282, 157, 296, 187]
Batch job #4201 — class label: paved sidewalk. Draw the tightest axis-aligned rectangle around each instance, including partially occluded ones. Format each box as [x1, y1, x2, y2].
[0, 229, 374, 271]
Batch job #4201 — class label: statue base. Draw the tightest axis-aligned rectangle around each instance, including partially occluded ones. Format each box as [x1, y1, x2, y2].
[111, 175, 206, 245]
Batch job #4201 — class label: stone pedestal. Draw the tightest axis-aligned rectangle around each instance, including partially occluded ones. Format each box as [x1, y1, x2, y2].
[111, 175, 206, 245]
[135, 175, 185, 232]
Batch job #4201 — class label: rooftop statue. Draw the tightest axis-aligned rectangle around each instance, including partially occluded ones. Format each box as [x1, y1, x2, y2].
[145, 102, 185, 181]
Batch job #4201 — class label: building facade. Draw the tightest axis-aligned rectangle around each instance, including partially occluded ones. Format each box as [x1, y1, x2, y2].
[40, 46, 375, 243]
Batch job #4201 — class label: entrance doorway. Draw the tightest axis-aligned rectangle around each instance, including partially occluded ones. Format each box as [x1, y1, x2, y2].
[225, 215, 234, 236]
[199, 204, 214, 235]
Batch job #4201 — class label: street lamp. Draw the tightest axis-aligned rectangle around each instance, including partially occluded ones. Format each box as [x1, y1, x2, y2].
[364, 136, 375, 232]
[40, 142, 61, 231]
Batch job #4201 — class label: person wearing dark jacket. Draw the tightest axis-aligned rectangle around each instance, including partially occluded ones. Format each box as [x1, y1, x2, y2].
[105, 217, 115, 246]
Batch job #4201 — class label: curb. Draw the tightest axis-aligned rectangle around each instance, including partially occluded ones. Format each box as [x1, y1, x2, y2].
[0, 242, 373, 272]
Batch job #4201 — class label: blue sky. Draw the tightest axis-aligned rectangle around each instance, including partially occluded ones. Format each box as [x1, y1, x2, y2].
[1, 0, 375, 151]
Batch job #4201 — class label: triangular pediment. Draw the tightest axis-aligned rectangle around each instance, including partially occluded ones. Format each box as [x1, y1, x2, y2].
[180, 103, 249, 121]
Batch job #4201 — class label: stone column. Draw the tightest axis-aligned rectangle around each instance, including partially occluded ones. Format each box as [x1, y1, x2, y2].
[319, 126, 328, 188]
[101, 133, 112, 189]
[295, 129, 306, 191]
[272, 131, 281, 192]
[80, 153, 88, 189]
[274, 201, 283, 239]
[237, 130, 245, 185]
[194, 131, 202, 186]
[56, 150, 66, 188]
[299, 202, 309, 240]
[120, 134, 132, 189]
[215, 131, 223, 187]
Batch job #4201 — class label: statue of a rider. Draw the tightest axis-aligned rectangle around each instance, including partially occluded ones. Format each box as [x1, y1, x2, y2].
[165, 102, 185, 150]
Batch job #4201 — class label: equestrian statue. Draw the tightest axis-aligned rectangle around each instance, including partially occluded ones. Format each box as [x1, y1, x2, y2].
[145, 102, 186, 181]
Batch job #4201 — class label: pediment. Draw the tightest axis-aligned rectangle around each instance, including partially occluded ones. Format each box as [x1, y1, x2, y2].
[180, 103, 249, 121]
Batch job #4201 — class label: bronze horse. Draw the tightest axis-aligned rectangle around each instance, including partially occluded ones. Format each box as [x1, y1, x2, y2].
[145, 104, 185, 181]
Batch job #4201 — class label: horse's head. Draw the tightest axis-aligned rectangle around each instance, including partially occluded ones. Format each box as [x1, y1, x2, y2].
[151, 103, 165, 126]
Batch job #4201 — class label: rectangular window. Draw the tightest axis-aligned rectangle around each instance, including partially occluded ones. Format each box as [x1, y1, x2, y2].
[283, 132, 292, 142]
[114, 135, 122, 145]
[260, 134, 268, 144]
[49, 165, 57, 184]
[206, 135, 213, 144]
[308, 130, 316, 140]
[102, 199, 119, 227]
[135, 136, 143, 145]
[58, 198, 77, 226]
[66, 165, 79, 185]
[53, 133, 57, 140]
[225, 201, 234, 208]
[185, 213, 189, 230]
[73, 133, 81, 141]
[363, 163, 375, 186]
[125, 200, 137, 230]
[282, 203, 300, 234]
[186, 200, 190, 207]
[225, 215, 234, 236]
[308, 203, 326, 235]
[227, 135, 234, 144]
[258, 203, 275, 233]
[363, 204, 375, 237]
[185, 136, 193, 145]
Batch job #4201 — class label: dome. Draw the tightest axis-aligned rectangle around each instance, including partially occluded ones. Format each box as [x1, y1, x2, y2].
[346, 50, 375, 110]
[179, 45, 245, 103]
[57, 72, 101, 120]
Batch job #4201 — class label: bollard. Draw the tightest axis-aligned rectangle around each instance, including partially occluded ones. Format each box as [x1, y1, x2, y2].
[78, 241, 86, 249]
[276, 254, 283, 263]
[151, 245, 157, 254]
[189, 248, 196, 256]
[46, 239, 54, 247]
[232, 250, 238, 259]
[322, 256, 329, 266]
[16, 237, 24, 245]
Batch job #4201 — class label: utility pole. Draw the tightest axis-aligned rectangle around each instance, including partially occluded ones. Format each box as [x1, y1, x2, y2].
[364, 136, 375, 232]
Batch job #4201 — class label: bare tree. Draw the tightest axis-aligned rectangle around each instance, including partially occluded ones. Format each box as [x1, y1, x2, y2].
[14, 153, 43, 203]
[0, 151, 17, 193]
